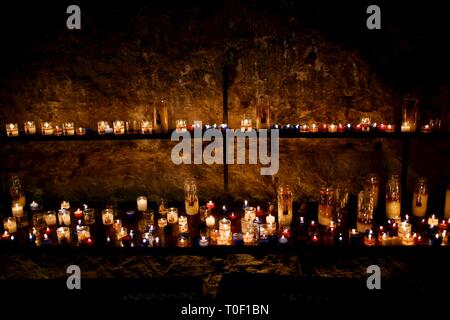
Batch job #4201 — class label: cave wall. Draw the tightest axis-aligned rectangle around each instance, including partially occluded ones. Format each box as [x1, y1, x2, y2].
[0, 0, 448, 207]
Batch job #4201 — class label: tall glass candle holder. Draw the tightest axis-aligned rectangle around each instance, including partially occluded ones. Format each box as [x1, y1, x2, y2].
[184, 178, 199, 215]
[412, 177, 428, 217]
[32, 213, 46, 229]
[256, 95, 270, 130]
[364, 174, 379, 212]
[6, 123, 19, 136]
[277, 185, 293, 229]
[41, 122, 53, 135]
[401, 95, 419, 132]
[126, 120, 140, 134]
[24, 121, 36, 135]
[9, 175, 25, 206]
[113, 120, 125, 134]
[63, 122, 75, 135]
[167, 207, 178, 224]
[356, 191, 374, 233]
[318, 186, 335, 227]
[219, 218, 231, 238]
[244, 206, 256, 222]
[153, 99, 169, 134]
[386, 175, 401, 219]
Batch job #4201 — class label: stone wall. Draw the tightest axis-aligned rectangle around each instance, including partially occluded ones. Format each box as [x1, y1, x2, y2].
[0, 1, 448, 206]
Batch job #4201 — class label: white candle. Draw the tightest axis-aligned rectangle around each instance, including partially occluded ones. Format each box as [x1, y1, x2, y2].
[58, 210, 71, 226]
[199, 236, 209, 247]
[266, 214, 275, 224]
[102, 209, 114, 225]
[11, 203, 24, 217]
[63, 122, 75, 135]
[137, 196, 148, 211]
[427, 214, 439, 227]
[401, 122, 411, 132]
[206, 215, 215, 228]
[41, 122, 53, 135]
[44, 211, 57, 226]
[178, 215, 188, 233]
[24, 121, 36, 134]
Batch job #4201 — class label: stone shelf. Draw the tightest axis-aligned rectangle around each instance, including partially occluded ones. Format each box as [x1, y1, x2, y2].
[1, 130, 449, 141]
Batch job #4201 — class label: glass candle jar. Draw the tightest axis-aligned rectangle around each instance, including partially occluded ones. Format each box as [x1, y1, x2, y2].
[141, 120, 153, 134]
[357, 190, 374, 233]
[102, 209, 114, 225]
[184, 178, 199, 215]
[177, 235, 188, 247]
[6, 123, 19, 136]
[126, 120, 140, 134]
[24, 121, 36, 135]
[219, 218, 231, 238]
[136, 196, 148, 212]
[83, 208, 96, 225]
[57, 227, 71, 244]
[386, 175, 401, 219]
[44, 211, 57, 226]
[76, 127, 86, 135]
[58, 210, 71, 226]
[445, 183, 450, 219]
[244, 206, 256, 222]
[3, 217, 17, 233]
[256, 95, 270, 130]
[401, 95, 419, 132]
[53, 125, 63, 136]
[113, 120, 125, 134]
[205, 215, 215, 228]
[176, 119, 187, 132]
[277, 185, 293, 229]
[318, 186, 335, 227]
[412, 177, 428, 217]
[240, 117, 252, 132]
[63, 122, 75, 135]
[158, 217, 167, 229]
[178, 215, 188, 233]
[97, 121, 108, 135]
[41, 122, 53, 135]
[364, 173, 380, 212]
[32, 213, 46, 229]
[153, 99, 169, 134]
[167, 207, 178, 224]
[77, 226, 90, 243]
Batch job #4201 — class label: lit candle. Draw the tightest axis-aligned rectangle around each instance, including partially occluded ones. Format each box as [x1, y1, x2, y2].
[206, 200, 215, 210]
[113, 120, 125, 134]
[377, 123, 386, 132]
[353, 124, 362, 132]
[385, 124, 395, 132]
[44, 211, 57, 226]
[364, 231, 376, 246]
[421, 124, 431, 133]
[401, 233, 414, 246]
[117, 227, 127, 239]
[6, 123, 19, 136]
[74, 208, 83, 219]
[76, 127, 86, 135]
[240, 118, 252, 132]
[243, 232, 254, 245]
[56, 227, 71, 244]
[401, 122, 411, 132]
[266, 213, 275, 225]
[33, 121, 49, 136]
[439, 220, 448, 231]
[310, 123, 318, 133]
[227, 211, 238, 220]
[337, 123, 345, 132]
[219, 218, 231, 237]
[206, 215, 215, 228]
[11, 203, 24, 217]
[167, 207, 178, 224]
[199, 236, 209, 247]
[24, 121, 36, 135]
[278, 235, 288, 245]
[63, 122, 75, 135]
[61, 201, 70, 210]
[158, 217, 167, 228]
[178, 215, 189, 233]
[175, 119, 187, 132]
[53, 125, 63, 136]
[3, 217, 17, 233]
[300, 124, 309, 132]
[137, 196, 148, 211]
[141, 120, 153, 134]
[113, 219, 122, 233]
[102, 209, 114, 225]
[428, 214, 439, 227]
[1, 231, 10, 241]
[328, 124, 337, 133]
[58, 210, 71, 226]
[319, 123, 328, 132]
[346, 123, 352, 131]
[177, 236, 188, 247]
[256, 206, 263, 216]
